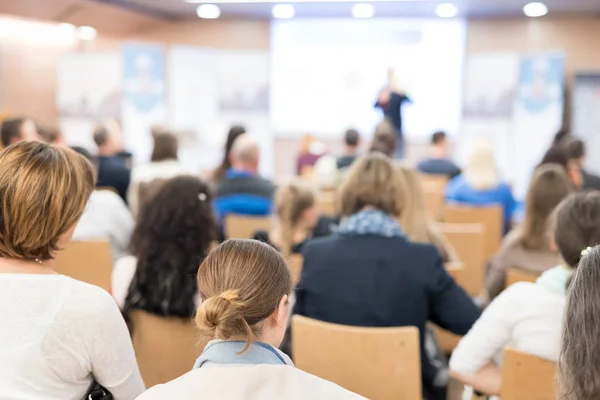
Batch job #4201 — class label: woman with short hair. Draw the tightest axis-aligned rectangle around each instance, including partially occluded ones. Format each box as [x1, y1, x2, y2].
[0, 142, 144, 399]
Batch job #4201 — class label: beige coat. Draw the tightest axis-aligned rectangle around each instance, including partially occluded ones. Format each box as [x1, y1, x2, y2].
[136, 364, 365, 400]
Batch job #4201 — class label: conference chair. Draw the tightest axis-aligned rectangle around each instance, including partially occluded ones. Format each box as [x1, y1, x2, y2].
[506, 268, 541, 288]
[420, 174, 449, 220]
[437, 223, 486, 297]
[130, 310, 206, 389]
[432, 262, 467, 353]
[287, 253, 303, 285]
[224, 214, 271, 239]
[443, 204, 503, 261]
[54, 240, 112, 292]
[500, 348, 556, 400]
[292, 315, 421, 400]
[317, 189, 337, 216]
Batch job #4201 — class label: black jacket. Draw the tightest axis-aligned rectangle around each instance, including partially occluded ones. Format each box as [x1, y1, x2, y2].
[294, 234, 481, 400]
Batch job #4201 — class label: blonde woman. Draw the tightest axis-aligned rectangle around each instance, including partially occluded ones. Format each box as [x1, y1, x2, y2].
[253, 181, 334, 256]
[295, 153, 481, 400]
[445, 140, 516, 233]
[396, 163, 458, 263]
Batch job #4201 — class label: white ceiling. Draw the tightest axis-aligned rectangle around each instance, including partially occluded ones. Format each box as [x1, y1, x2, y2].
[92, 0, 600, 19]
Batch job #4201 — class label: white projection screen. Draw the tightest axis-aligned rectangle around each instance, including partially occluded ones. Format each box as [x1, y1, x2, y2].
[270, 19, 466, 139]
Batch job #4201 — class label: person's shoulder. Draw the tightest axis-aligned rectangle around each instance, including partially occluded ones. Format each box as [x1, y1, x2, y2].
[60, 276, 119, 316]
[498, 281, 539, 301]
[93, 189, 127, 206]
[302, 234, 339, 254]
[285, 367, 367, 399]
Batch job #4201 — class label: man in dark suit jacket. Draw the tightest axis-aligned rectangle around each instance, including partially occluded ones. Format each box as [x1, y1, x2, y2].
[93, 124, 131, 203]
[566, 138, 600, 191]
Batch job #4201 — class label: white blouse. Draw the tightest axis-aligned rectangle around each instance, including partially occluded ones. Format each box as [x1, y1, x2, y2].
[0, 274, 145, 400]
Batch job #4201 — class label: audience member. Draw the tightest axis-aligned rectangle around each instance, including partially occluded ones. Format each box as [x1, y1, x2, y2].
[213, 125, 246, 183]
[127, 130, 188, 216]
[314, 128, 361, 189]
[559, 245, 600, 400]
[450, 192, 600, 396]
[565, 138, 600, 191]
[93, 124, 131, 202]
[396, 163, 458, 262]
[0, 117, 41, 147]
[337, 128, 361, 169]
[539, 145, 582, 189]
[296, 134, 326, 176]
[369, 120, 397, 157]
[445, 140, 516, 233]
[486, 164, 573, 299]
[36, 122, 65, 145]
[105, 118, 133, 168]
[114, 176, 217, 313]
[417, 131, 461, 179]
[71, 146, 134, 263]
[294, 153, 481, 400]
[253, 181, 334, 255]
[214, 135, 276, 223]
[0, 142, 144, 398]
[137, 239, 364, 400]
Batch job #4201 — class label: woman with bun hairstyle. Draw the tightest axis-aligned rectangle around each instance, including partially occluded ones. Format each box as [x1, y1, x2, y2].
[137, 239, 364, 400]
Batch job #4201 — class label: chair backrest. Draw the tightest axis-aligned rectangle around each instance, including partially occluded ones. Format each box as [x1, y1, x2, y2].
[224, 214, 272, 239]
[292, 315, 421, 400]
[317, 190, 337, 216]
[53, 240, 112, 292]
[437, 223, 486, 296]
[130, 310, 207, 389]
[501, 348, 556, 400]
[420, 174, 449, 220]
[287, 253, 303, 285]
[443, 204, 503, 261]
[506, 268, 541, 288]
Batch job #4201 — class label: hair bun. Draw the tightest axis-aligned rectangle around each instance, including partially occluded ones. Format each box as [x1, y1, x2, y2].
[195, 289, 254, 342]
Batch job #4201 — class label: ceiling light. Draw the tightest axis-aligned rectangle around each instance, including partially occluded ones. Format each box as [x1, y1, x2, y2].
[523, 2, 548, 17]
[272, 4, 295, 19]
[76, 26, 97, 41]
[196, 4, 221, 19]
[436, 3, 458, 18]
[352, 3, 374, 18]
[59, 23, 76, 35]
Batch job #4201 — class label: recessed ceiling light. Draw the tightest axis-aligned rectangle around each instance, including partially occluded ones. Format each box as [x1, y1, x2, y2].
[196, 4, 221, 19]
[352, 3, 374, 18]
[436, 3, 458, 18]
[272, 4, 295, 19]
[76, 26, 97, 41]
[523, 2, 548, 17]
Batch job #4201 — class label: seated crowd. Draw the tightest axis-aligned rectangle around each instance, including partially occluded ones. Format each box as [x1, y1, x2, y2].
[1, 116, 600, 400]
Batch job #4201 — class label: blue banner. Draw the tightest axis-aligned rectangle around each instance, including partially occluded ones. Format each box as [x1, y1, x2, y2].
[123, 43, 165, 113]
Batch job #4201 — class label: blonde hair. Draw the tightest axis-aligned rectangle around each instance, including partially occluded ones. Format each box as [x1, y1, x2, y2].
[339, 153, 404, 217]
[195, 239, 292, 352]
[463, 140, 499, 190]
[0, 142, 95, 261]
[274, 181, 316, 256]
[396, 163, 457, 261]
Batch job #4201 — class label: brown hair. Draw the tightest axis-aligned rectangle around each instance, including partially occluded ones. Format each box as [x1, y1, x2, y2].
[0, 141, 95, 261]
[554, 192, 600, 268]
[559, 245, 600, 400]
[369, 121, 397, 157]
[195, 239, 292, 352]
[518, 164, 573, 250]
[150, 131, 178, 162]
[339, 153, 404, 217]
[274, 181, 316, 256]
[213, 125, 246, 182]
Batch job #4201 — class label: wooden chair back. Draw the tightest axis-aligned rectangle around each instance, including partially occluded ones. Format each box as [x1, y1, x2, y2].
[420, 174, 449, 220]
[317, 190, 337, 216]
[130, 310, 206, 389]
[501, 348, 556, 400]
[506, 268, 541, 288]
[437, 223, 486, 296]
[54, 240, 112, 292]
[224, 214, 271, 239]
[287, 253, 303, 285]
[292, 315, 421, 400]
[432, 262, 466, 353]
[443, 204, 503, 260]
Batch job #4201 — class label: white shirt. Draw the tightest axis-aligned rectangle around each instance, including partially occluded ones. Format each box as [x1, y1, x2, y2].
[0, 274, 145, 400]
[136, 364, 365, 400]
[127, 160, 189, 215]
[449, 282, 565, 376]
[74, 190, 134, 262]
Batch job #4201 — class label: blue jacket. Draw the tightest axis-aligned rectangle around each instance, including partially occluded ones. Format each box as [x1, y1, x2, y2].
[214, 169, 275, 221]
[294, 234, 481, 400]
[445, 174, 516, 233]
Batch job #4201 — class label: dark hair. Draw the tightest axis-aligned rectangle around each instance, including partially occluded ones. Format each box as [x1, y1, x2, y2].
[431, 131, 447, 145]
[369, 121, 397, 157]
[559, 245, 600, 400]
[93, 125, 109, 147]
[70, 146, 94, 161]
[213, 125, 246, 181]
[553, 129, 571, 146]
[37, 123, 62, 144]
[1, 117, 27, 147]
[124, 176, 218, 320]
[566, 139, 585, 160]
[150, 131, 178, 162]
[344, 129, 360, 147]
[554, 192, 600, 268]
[539, 145, 570, 171]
